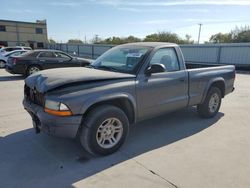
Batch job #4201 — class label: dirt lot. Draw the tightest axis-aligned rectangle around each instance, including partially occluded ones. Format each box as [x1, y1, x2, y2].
[0, 69, 250, 188]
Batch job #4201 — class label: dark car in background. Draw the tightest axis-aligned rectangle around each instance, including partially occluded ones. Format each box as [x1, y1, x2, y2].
[5, 50, 91, 76]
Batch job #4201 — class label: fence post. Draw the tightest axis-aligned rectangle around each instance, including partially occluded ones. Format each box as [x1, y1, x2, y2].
[77, 45, 80, 56]
[92, 45, 94, 59]
[216, 46, 222, 64]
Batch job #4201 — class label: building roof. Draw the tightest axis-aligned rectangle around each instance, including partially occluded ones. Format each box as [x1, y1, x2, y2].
[0, 19, 46, 25]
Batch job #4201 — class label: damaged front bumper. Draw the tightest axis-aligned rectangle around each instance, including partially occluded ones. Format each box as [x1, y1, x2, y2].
[23, 99, 82, 138]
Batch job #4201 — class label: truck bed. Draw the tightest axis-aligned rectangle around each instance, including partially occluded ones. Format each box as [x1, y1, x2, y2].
[185, 62, 235, 107]
[185, 62, 225, 69]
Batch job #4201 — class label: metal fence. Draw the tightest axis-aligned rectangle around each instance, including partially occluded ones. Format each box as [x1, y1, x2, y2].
[180, 43, 250, 67]
[48, 43, 113, 59]
[48, 43, 250, 67]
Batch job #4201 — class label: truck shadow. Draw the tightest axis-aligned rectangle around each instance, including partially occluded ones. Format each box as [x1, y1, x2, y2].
[0, 107, 223, 188]
[0, 75, 24, 81]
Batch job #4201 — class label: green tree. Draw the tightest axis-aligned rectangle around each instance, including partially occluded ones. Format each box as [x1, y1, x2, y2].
[48, 38, 56, 44]
[67, 39, 84, 44]
[179, 34, 194, 44]
[209, 25, 250, 43]
[230, 26, 250, 42]
[143, 33, 159, 42]
[209, 33, 232, 43]
[234, 30, 250, 42]
[125, 35, 141, 43]
[143, 31, 194, 44]
[98, 36, 141, 45]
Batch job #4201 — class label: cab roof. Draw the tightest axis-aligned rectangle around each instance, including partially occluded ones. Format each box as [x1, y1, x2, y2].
[119, 42, 178, 48]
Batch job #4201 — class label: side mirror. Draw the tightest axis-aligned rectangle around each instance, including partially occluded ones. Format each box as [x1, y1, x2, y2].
[145, 63, 166, 75]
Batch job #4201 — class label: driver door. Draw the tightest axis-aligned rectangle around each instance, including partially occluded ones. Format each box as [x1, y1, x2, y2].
[54, 52, 76, 67]
[38, 51, 58, 69]
[136, 47, 189, 120]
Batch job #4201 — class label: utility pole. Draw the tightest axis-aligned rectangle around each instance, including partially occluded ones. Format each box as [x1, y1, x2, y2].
[94, 34, 99, 43]
[197, 23, 202, 44]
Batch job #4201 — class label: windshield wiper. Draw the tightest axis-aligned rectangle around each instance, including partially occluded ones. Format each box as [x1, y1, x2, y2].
[95, 65, 119, 72]
[86, 64, 95, 69]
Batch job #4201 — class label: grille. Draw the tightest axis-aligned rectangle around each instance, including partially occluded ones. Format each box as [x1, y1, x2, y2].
[24, 85, 45, 106]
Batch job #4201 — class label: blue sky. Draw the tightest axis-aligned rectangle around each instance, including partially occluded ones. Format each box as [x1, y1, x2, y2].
[1, 0, 250, 43]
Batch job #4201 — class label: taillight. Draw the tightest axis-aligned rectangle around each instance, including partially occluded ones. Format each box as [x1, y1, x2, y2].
[13, 58, 18, 65]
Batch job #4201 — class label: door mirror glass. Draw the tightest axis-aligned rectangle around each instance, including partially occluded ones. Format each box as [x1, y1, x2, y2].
[145, 63, 166, 75]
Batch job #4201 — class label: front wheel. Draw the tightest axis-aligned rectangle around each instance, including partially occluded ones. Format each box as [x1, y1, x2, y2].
[197, 87, 222, 118]
[80, 105, 129, 156]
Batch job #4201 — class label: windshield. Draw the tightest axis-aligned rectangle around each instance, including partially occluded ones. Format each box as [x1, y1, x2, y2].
[91, 46, 151, 74]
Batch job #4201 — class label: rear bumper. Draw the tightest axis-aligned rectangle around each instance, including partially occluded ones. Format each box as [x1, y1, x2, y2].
[5, 65, 15, 74]
[5, 64, 26, 75]
[23, 99, 82, 138]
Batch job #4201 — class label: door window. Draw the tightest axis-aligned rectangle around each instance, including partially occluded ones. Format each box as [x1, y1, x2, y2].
[4, 48, 14, 52]
[39, 52, 56, 58]
[0, 25, 6, 32]
[36, 28, 43, 34]
[150, 48, 180, 72]
[37, 43, 44, 48]
[55, 52, 71, 61]
[0, 41, 7, 47]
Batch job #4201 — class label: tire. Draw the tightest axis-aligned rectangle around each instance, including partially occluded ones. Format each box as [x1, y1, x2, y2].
[197, 87, 222, 118]
[0, 60, 6, 68]
[26, 65, 41, 76]
[80, 105, 129, 156]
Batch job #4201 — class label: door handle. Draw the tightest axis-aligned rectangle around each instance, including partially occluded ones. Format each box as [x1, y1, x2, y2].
[39, 59, 46, 62]
[179, 78, 185, 82]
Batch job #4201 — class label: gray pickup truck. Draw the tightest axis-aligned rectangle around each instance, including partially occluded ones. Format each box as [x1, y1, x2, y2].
[23, 42, 235, 156]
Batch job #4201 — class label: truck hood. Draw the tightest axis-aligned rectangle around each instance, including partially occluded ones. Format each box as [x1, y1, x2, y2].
[25, 67, 135, 93]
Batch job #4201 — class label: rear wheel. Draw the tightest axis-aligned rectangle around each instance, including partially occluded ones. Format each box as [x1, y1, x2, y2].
[197, 87, 222, 118]
[0, 60, 6, 68]
[80, 105, 129, 156]
[26, 65, 40, 76]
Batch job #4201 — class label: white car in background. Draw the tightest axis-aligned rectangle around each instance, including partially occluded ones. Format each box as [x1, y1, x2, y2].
[0, 46, 32, 55]
[0, 50, 29, 68]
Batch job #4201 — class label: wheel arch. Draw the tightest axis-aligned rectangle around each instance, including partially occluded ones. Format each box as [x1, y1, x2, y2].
[81, 94, 137, 125]
[0, 59, 6, 63]
[26, 64, 43, 75]
[0, 59, 6, 68]
[201, 78, 225, 103]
